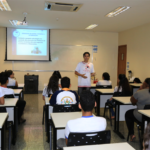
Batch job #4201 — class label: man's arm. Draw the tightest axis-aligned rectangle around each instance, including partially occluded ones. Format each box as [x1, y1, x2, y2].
[15, 81, 18, 87]
[65, 138, 68, 145]
[75, 71, 87, 79]
[0, 96, 5, 105]
[130, 96, 138, 105]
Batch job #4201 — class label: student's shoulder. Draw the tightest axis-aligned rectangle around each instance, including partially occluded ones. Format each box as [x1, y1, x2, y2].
[67, 118, 82, 126]
[7, 88, 14, 94]
[94, 116, 106, 123]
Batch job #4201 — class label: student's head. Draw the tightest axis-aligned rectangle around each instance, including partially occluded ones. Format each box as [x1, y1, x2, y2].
[143, 78, 150, 92]
[143, 123, 150, 150]
[61, 77, 70, 88]
[133, 78, 141, 83]
[83, 52, 90, 62]
[6, 70, 14, 78]
[0, 72, 8, 85]
[102, 72, 110, 81]
[118, 74, 131, 95]
[52, 71, 61, 79]
[79, 90, 95, 112]
[47, 75, 59, 94]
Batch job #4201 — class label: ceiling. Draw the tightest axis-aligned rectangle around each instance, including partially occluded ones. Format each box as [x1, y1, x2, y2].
[0, 0, 150, 32]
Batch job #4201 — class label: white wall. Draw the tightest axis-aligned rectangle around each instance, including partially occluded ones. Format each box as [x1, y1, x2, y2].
[0, 28, 118, 90]
[119, 22, 150, 82]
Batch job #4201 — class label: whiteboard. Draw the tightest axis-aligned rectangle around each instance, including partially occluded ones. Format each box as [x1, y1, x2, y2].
[13, 45, 93, 71]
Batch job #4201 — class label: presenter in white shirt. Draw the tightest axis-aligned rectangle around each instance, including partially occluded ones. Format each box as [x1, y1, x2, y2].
[75, 52, 95, 95]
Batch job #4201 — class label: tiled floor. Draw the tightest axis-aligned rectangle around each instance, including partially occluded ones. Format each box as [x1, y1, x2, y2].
[5, 94, 141, 150]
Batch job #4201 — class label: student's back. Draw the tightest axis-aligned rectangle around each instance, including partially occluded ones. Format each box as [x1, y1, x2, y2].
[50, 77, 79, 105]
[65, 90, 106, 142]
[97, 72, 112, 86]
[6, 70, 18, 87]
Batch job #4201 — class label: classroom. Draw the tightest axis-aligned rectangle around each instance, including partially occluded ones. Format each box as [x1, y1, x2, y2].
[0, 0, 150, 150]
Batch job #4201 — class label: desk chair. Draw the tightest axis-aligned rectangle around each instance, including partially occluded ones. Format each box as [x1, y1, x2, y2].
[67, 130, 111, 146]
[103, 93, 131, 126]
[127, 104, 150, 149]
[3, 94, 15, 148]
[42, 94, 52, 125]
[94, 85, 112, 113]
[7, 86, 18, 89]
[53, 104, 80, 113]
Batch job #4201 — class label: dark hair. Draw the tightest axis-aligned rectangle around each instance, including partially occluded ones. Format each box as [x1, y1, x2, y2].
[80, 90, 95, 112]
[143, 123, 150, 149]
[133, 78, 142, 83]
[117, 74, 131, 96]
[61, 77, 70, 88]
[83, 52, 90, 57]
[145, 78, 150, 93]
[6, 70, 13, 77]
[0, 72, 8, 85]
[103, 72, 110, 80]
[47, 75, 59, 94]
[52, 71, 61, 79]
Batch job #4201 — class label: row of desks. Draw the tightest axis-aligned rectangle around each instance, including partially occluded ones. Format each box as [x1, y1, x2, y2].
[0, 84, 25, 149]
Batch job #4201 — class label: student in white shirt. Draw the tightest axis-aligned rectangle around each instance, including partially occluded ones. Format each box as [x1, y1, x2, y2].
[50, 77, 79, 105]
[6, 70, 18, 87]
[75, 52, 95, 96]
[96, 72, 112, 86]
[107, 74, 132, 118]
[65, 90, 106, 145]
[42, 75, 61, 100]
[0, 72, 26, 124]
[0, 88, 4, 105]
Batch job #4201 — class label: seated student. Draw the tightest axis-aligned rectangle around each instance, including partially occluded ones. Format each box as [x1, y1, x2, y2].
[0, 72, 26, 124]
[107, 74, 132, 119]
[0, 88, 4, 105]
[52, 71, 62, 87]
[65, 90, 106, 145]
[133, 78, 142, 83]
[42, 75, 61, 100]
[125, 78, 150, 142]
[143, 123, 150, 150]
[50, 77, 79, 105]
[96, 72, 112, 86]
[6, 70, 18, 87]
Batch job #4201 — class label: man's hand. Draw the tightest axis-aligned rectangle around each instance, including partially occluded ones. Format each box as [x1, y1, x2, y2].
[81, 74, 87, 79]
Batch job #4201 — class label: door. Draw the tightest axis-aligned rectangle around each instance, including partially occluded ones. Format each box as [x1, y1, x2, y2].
[117, 45, 127, 76]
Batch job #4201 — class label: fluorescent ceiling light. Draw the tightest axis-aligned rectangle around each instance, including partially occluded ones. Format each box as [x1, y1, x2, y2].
[0, 0, 11, 11]
[106, 6, 130, 17]
[86, 24, 98, 29]
[9, 20, 28, 26]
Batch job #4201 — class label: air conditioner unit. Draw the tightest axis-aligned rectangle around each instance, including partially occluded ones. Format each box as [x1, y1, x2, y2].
[44, 2, 82, 12]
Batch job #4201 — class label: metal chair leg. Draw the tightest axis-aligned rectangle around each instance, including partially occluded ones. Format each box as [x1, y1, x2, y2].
[42, 105, 45, 125]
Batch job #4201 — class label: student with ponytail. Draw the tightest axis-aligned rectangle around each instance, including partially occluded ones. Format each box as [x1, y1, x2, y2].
[125, 78, 150, 142]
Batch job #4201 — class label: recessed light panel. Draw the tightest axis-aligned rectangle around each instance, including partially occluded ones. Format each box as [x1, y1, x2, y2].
[86, 24, 98, 29]
[0, 0, 11, 11]
[106, 6, 130, 17]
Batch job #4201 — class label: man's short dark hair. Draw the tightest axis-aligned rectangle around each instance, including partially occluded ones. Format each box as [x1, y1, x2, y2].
[61, 77, 70, 88]
[80, 90, 95, 112]
[6, 70, 13, 77]
[0, 72, 8, 85]
[103, 72, 110, 80]
[83, 52, 90, 57]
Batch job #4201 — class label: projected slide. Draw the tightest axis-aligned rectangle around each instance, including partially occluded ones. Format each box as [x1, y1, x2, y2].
[6, 28, 50, 61]
[12, 29, 47, 56]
